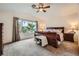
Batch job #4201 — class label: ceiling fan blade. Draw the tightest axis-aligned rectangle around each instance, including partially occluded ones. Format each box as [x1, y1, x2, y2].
[43, 10, 46, 12]
[32, 4, 40, 9]
[32, 4, 36, 8]
[39, 3, 44, 7]
[43, 6, 50, 8]
[37, 10, 39, 13]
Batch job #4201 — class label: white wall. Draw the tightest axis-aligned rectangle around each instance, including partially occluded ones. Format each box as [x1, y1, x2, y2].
[34, 4, 79, 32]
[0, 11, 38, 44]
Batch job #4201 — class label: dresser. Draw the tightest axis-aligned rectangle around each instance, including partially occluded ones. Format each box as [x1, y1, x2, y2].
[64, 33, 74, 42]
[0, 23, 3, 55]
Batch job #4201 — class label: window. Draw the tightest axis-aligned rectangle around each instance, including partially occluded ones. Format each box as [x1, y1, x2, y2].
[18, 20, 37, 33]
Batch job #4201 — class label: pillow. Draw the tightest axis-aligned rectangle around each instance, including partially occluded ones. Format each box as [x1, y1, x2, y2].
[52, 29, 62, 34]
[45, 29, 62, 33]
[45, 29, 53, 32]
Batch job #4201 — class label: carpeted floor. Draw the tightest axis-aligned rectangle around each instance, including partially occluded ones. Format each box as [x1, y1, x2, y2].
[3, 38, 79, 56]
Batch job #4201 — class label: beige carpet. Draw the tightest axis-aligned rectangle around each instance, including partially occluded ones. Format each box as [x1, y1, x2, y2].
[3, 38, 79, 56]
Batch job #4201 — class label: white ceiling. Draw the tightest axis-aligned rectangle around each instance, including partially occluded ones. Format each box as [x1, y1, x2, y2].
[0, 3, 79, 18]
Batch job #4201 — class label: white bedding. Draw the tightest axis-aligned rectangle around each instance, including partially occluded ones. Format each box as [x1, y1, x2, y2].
[74, 31, 79, 45]
[57, 32, 64, 45]
[50, 29, 64, 43]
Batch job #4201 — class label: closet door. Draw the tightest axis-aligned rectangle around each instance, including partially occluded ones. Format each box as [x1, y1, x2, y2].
[0, 23, 3, 55]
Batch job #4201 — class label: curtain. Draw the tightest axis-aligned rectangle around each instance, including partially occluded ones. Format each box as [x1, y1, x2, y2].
[12, 17, 20, 42]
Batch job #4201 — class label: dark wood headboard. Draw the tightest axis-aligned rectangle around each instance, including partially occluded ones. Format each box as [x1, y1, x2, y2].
[47, 27, 64, 33]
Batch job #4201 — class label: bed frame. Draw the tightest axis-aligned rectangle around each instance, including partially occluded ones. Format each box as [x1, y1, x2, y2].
[47, 27, 64, 33]
[35, 27, 64, 48]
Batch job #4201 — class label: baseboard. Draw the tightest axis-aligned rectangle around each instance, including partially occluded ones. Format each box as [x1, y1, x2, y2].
[3, 37, 34, 45]
[3, 41, 14, 45]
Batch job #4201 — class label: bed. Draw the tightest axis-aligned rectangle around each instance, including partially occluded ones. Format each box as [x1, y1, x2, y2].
[34, 27, 64, 48]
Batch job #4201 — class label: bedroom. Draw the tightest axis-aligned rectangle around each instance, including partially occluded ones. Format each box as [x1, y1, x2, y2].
[0, 3, 79, 56]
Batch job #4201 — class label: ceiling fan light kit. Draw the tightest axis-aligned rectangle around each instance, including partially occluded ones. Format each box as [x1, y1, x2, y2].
[32, 3, 50, 13]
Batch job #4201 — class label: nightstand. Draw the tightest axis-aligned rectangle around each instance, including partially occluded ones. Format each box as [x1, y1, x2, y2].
[64, 33, 74, 42]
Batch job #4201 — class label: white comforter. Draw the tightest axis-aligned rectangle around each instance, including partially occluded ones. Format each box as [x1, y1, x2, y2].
[74, 31, 79, 45]
[57, 33, 64, 45]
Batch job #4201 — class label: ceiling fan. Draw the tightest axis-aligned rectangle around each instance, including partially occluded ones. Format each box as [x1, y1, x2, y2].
[32, 3, 50, 13]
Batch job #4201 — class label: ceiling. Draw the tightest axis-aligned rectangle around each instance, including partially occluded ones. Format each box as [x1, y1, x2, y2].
[0, 3, 79, 18]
